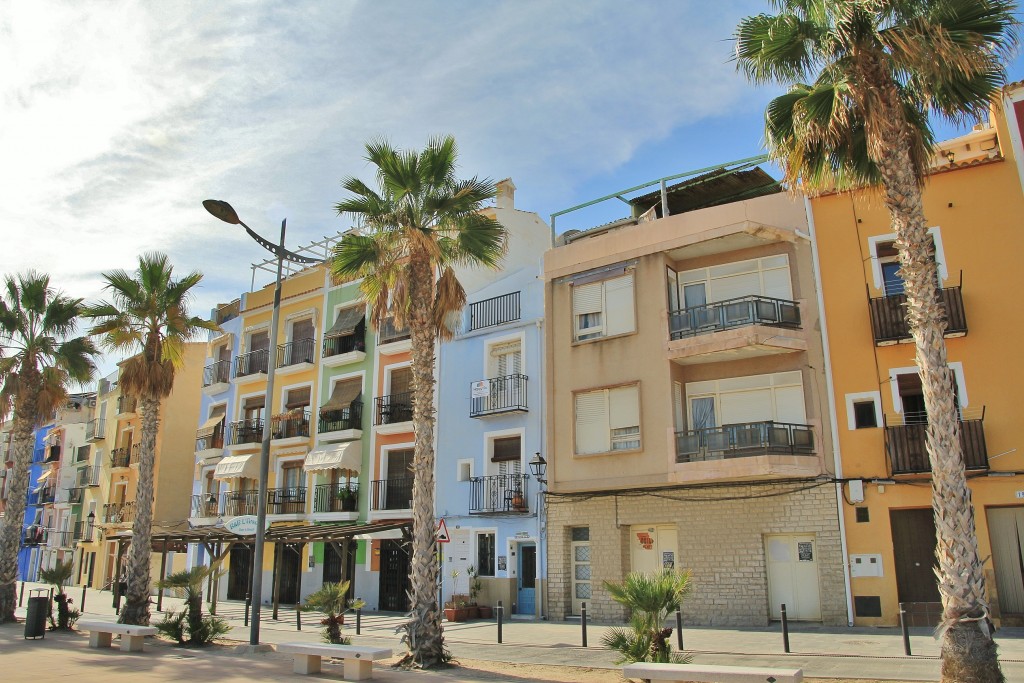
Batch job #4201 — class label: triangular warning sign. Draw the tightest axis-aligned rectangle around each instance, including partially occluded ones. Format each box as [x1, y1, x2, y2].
[436, 518, 450, 543]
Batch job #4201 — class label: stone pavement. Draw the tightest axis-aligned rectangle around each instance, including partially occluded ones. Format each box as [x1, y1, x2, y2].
[12, 581, 1024, 681]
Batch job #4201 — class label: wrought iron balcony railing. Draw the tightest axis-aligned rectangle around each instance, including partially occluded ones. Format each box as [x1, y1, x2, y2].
[110, 444, 139, 468]
[469, 474, 530, 514]
[323, 333, 365, 358]
[266, 487, 306, 515]
[277, 338, 316, 367]
[675, 421, 815, 463]
[469, 374, 528, 417]
[190, 493, 222, 518]
[468, 291, 521, 331]
[313, 482, 359, 513]
[369, 477, 413, 511]
[75, 466, 98, 487]
[868, 285, 967, 345]
[885, 410, 987, 475]
[86, 418, 106, 441]
[271, 410, 311, 440]
[670, 295, 801, 340]
[103, 501, 136, 524]
[318, 402, 362, 433]
[234, 349, 269, 378]
[203, 360, 232, 386]
[195, 424, 225, 452]
[227, 418, 263, 446]
[373, 392, 413, 426]
[223, 490, 259, 517]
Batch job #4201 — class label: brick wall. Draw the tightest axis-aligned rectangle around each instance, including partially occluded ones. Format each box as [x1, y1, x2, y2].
[546, 481, 847, 626]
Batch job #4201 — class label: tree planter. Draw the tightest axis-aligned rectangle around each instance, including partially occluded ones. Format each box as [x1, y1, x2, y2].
[477, 605, 493, 619]
[443, 607, 469, 622]
[466, 605, 480, 620]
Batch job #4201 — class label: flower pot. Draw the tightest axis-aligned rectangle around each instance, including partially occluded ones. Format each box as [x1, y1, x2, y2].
[444, 607, 469, 622]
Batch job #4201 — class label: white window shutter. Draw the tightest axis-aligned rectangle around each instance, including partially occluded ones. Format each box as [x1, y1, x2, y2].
[608, 385, 640, 429]
[772, 385, 807, 423]
[673, 382, 684, 430]
[573, 282, 603, 316]
[761, 267, 793, 300]
[720, 389, 774, 424]
[709, 271, 760, 302]
[575, 391, 611, 454]
[604, 274, 635, 336]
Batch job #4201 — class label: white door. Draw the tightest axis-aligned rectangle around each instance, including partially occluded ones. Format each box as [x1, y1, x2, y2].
[570, 527, 591, 615]
[766, 534, 821, 621]
[630, 525, 679, 574]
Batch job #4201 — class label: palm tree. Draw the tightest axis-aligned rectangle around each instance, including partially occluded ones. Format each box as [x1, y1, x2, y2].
[601, 570, 692, 664]
[0, 273, 96, 623]
[156, 564, 229, 645]
[40, 559, 78, 630]
[332, 136, 507, 667]
[735, 2, 1017, 681]
[84, 253, 219, 625]
[300, 580, 358, 644]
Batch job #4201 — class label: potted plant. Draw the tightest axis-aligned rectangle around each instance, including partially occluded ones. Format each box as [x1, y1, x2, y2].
[443, 570, 470, 622]
[336, 485, 357, 512]
[510, 488, 527, 511]
[466, 565, 482, 619]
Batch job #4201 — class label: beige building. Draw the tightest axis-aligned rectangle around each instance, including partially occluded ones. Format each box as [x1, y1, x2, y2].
[543, 167, 848, 626]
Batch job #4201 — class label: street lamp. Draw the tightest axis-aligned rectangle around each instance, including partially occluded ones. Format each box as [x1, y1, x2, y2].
[528, 452, 547, 485]
[203, 199, 321, 646]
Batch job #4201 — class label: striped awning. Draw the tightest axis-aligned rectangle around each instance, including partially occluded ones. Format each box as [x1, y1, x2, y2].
[303, 441, 361, 473]
[213, 454, 259, 480]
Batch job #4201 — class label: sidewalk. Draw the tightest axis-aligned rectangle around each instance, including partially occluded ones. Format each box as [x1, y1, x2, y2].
[14, 581, 1024, 681]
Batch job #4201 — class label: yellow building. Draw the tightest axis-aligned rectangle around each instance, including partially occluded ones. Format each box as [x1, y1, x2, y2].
[810, 84, 1024, 626]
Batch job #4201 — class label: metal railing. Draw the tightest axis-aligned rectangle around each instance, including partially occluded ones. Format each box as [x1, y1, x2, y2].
[234, 348, 269, 378]
[868, 285, 967, 344]
[323, 333, 365, 358]
[103, 501, 136, 524]
[190, 493, 222, 518]
[86, 418, 106, 441]
[203, 360, 232, 386]
[266, 487, 306, 515]
[49, 529, 74, 548]
[75, 466, 98, 487]
[469, 474, 530, 514]
[271, 410, 311, 440]
[313, 482, 360, 513]
[378, 318, 410, 345]
[117, 396, 137, 414]
[67, 487, 84, 504]
[23, 526, 46, 546]
[369, 477, 413, 511]
[227, 418, 264, 446]
[468, 291, 521, 331]
[669, 295, 801, 340]
[215, 299, 240, 324]
[110, 445, 137, 468]
[195, 424, 225, 452]
[73, 520, 89, 542]
[39, 486, 56, 504]
[675, 421, 815, 463]
[469, 374, 528, 417]
[885, 410, 987, 474]
[318, 402, 363, 434]
[277, 337, 316, 367]
[373, 392, 413, 426]
[223, 490, 259, 517]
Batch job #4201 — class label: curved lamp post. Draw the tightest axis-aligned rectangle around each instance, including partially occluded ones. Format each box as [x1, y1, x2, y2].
[203, 199, 321, 646]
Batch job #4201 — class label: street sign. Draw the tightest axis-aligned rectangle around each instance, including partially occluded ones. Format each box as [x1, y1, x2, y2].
[436, 518, 450, 543]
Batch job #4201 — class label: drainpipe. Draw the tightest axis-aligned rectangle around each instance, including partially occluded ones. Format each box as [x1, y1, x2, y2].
[804, 196, 855, 627]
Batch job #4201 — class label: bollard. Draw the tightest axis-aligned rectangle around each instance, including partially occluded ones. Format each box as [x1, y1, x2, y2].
[496, 600, 503, 644]
[296, 608, 302, 631]
[81, 585, 87, 613]
[49, 587, 54, 619]
[581, 602, 588, 648]
[19, 580, 25, 607]
[780, 603, 790, 653]
[676, 607, 684, 651]
[899, 602, 912, 656]
[356, 606, 362, 635]
[244, 598, 250, 627]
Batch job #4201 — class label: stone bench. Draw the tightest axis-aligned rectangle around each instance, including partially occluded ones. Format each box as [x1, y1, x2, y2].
[78, 620, 158, 652]
[622, 662, 803, 683]
[277, 642, 393, 680]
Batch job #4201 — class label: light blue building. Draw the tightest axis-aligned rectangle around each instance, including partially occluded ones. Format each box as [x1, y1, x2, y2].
[435, 180, 551, 617]
[18, 425, 52, 581]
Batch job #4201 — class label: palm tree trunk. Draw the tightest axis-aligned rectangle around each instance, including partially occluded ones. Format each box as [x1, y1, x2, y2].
[400, 251, 448, 668]
[0, 389, 39, 623]
[865, 76, 1003, 683]
[119, 396, 159, 625]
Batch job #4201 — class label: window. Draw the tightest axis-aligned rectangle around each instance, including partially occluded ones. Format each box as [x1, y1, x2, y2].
[290, 318, 315, 343]
[572, 273, 635, 341]
[477, 532, 496, 577]
[574, 384, 641, 455]
[853, 401, 879, 429]
[248, 330, 270, 353]
[489, 340, 522, 378]
[570, 527, 591, 614]
[870, 230, 946, 295]
[243, 395, 265, 422]
[844, 391, 882, 431]
[285, 387, 311, 411]
[686, 372, 806, 428]
[490, 434, 522, 476]
[281, 462, 303, 490]
[672, 255, 792, 309]
[389, 366, 412, 395]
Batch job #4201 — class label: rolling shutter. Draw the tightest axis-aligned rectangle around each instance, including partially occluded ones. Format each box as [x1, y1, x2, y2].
[573, 282, 602, 316]
[773, 385, 807, 423]
[720, 389, 773, 424]
[604, 274, 635, 336]
[575, 391, 610, 454]
[608, 386, 640, 429]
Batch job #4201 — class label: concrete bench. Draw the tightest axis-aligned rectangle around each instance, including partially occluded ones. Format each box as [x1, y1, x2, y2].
[623, 662, 803, 683]
[277, 642, 393, 680]
[78, 620, 158, 652]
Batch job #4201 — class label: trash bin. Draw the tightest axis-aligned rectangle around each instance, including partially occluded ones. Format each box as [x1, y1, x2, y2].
[24, 589, 48, 639]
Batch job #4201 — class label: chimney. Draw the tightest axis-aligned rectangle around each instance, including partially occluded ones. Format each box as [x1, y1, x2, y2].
[496, 178, 516, 210]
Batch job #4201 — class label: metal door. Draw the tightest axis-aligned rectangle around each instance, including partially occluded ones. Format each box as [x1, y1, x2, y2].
[378, 540, 411, 612]
[227, 544, 252, 600]
[890, 508, 940, 603]
[272, 543, 301, 604]
[517, 543, 536, 615]
[765, 534, 821, 621]
[322, 542, 357, 600]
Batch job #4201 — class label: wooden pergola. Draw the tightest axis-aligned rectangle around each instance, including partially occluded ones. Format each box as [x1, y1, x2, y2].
[108, 520, 411, 616]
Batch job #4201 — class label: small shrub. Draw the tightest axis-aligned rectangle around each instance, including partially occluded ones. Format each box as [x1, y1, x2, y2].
[601, 569, 694, 665]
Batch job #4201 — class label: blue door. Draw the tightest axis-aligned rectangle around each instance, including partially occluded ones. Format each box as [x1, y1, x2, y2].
[517, 543, 536, 615]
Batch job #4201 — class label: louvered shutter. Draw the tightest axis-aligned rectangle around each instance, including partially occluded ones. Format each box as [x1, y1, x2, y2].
[709, 271, 760, 302]
[575, 391, 610, 454]
[573, 282, 603, 316]
[604, 274, 635, 336]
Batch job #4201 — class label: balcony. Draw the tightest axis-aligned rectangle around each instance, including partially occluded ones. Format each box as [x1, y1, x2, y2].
[103, 501, 136, 524]
[468, 291, 521, 332]
[195, 424, 225, 454]
[23, 526, 46, 546]
[271, 410, 311, 444]
[45, 444, 61, 463]
[266, 487, 306, 516]
[469, 474, 530, 514]
[885, 412, 988, 475]
[202, 360, 232, 394]
[373, 393, 413, 434]
[667, 296, 805, 365]
[322, 334, 366, 367]
[370, 477, 413, 511]
[868, 286, 967, 345]
[227, 418, 263, 447]
[39, 486, 56, 504]
[318, 402, 363, 439]
[190, 493, 221, 519]
[223, 490, 259, 517]
[67, 487, 84, 504]
[378, 319, 411, 354]
[73, 520, 91, 543]
[110, 444, 139, 469]
[234, 349, 269, 380]
[75, 466, 99, 488]
[469, 374, 528, 418]
[116, 396, 137, 417]
[86, 418, 106, 442]
[676, 421, 814, 462]
[313, 482, 359, 514]
[276, 338, 316, 374]
[50, 530, 74, 548]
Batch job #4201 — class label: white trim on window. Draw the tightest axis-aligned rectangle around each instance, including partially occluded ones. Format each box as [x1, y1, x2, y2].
[868, 228, 948, 291]
[573, 384, 641, 455]
[571, 273, 635, 342]
[888, 362, 966, 414]
[844, 391, 883, 431]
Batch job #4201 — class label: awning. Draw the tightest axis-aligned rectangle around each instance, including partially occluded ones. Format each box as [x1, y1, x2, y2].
[36, 469, 53, 483]
[213, 454, 259, 480]
[325, 307, 365, 338]
[198, 415, 224, 432]
[304, 441, 361, 473]
[321, 381, 362, 412]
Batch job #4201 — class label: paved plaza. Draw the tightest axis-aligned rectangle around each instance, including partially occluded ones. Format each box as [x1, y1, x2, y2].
[6, 582, 1024, 681]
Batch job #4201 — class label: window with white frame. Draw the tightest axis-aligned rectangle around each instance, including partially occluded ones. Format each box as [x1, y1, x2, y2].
[477, 532, 496, 576]
[574, 384, 641, 455]
[488, 339, 522, 378]
[490, 434, 522, 475]
[572, 273, 635, 342]
[685, 371, 806, 428]
[672, 255, 792, 311]
[869, 229, 946, 296]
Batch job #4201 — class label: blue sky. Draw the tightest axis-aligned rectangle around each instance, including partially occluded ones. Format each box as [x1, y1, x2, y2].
[2, 0, 1023, 372]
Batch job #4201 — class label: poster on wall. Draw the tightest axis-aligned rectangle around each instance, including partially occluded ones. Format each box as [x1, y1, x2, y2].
[798, 541, 814, 562]
[497, 556, 507, 571]
[662, 551, 675, 569]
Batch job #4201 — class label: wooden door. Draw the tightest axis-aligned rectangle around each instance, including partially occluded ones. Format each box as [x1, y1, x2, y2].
[890, 508, 940, 603]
